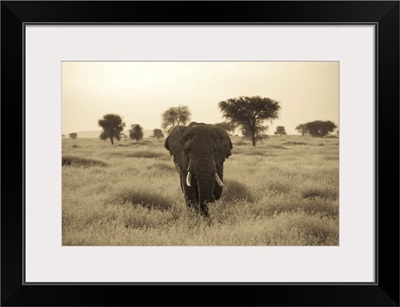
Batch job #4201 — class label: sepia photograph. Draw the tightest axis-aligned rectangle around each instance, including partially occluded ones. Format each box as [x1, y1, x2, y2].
[62, 61, 339, 246]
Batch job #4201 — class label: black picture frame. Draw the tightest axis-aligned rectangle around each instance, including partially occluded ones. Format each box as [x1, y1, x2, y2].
[1, 1, 399, 306]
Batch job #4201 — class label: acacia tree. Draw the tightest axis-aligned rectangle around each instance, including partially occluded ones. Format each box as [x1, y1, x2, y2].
[129, 124, 144, 142]
[69, 133, 77, 139]
[219, 96, 280, 146]
[305, 120, 337, 137]
[98, 114, 125, 145]
[161, 105, 191, 133]
[274, 126, 287, 136]
[152, 128, 164, 139]
[295, 124, 308, 136]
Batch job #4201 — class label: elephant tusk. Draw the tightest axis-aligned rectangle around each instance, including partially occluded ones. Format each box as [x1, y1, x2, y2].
[186, 171, 192, 187]
[214, 173, 224, 187]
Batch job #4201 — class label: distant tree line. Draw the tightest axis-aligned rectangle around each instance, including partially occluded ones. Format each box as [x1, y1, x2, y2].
[91, 96, 336, 146]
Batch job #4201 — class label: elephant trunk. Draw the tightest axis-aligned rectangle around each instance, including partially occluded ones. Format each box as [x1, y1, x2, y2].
[195, 170, 214, 217]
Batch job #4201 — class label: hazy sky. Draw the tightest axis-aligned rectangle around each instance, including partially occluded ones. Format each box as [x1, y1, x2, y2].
[62, 61, 338, 135]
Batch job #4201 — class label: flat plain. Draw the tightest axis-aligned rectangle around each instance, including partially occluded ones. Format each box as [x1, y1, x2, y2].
[62, 134, 339, 246]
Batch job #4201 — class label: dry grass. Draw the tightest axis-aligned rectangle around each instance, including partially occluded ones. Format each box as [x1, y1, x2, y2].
[62, 155, 107, 167]
[62, 135, 339, 246]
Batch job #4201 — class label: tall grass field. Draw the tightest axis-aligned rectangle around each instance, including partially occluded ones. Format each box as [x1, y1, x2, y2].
[62, 135, 339, 246]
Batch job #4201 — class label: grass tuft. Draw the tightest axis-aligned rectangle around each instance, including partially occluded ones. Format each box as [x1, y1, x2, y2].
[268, 182, 291, 194]
[241, 150, 274, 157]
[301, 187, 331, 199]
[62, 155, 107, 167]
[112, 151, 167, 159]
[325, 156, 338, 161]
[113, 188, 173, 211]
[124, 206, 180, 230]
[282, 141, 308, 146]
[222, 180, 254, 202]
[234, 140, 249, 146]
[147, 162, 175, 172]
[269, 145, 288, 149]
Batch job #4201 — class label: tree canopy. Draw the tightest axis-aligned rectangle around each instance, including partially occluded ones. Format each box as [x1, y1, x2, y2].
[161, 105, 191, 133]
[274, 126, 286, 136]
[152, 128, 164, 139]
[98, 114, 125, 145]
[296, 120, 337, 137]
[219, 96, 280, 146]
[129, 124, 144, 142]
[69, 133, 77, 139]
[214, 122, 236, 134]
[305, 120, 337, 137]
[295, 124, 308, 136]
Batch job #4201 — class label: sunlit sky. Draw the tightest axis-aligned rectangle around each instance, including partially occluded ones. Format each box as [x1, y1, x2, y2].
[62, 61, 338, 135]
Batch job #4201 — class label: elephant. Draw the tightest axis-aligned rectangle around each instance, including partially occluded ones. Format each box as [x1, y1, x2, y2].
[164, 122, 233, 218]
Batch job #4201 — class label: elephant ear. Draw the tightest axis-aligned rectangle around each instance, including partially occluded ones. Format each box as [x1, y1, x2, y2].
[213, 126, 233, 160]
[164, 125, 188, 169]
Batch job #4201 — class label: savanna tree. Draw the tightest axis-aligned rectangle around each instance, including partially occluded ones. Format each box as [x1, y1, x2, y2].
[274, 126, 287, 136]
[152, 128, 164, 139]
[161, 105, 191, 133]
[296, 120, 337, 138]
[305, 120, 337, 137]
[219, 96, 280, 146]
[98, 114, 125, 145]
[295, 124, 308, 136]
[69, 133, 77, 139]
[129, 124, 144, 142]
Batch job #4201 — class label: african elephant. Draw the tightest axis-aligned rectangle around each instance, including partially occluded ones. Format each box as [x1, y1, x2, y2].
[165, 122, 233, 218]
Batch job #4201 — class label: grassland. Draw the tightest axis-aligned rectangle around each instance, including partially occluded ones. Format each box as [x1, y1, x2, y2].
[62, 134, 339, 246]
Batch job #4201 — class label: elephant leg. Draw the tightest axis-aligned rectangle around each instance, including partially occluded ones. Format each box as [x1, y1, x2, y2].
[199, 202, 210, 218]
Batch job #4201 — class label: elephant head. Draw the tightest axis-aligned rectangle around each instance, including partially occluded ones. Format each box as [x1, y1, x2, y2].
[165, 122, 233, 218]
